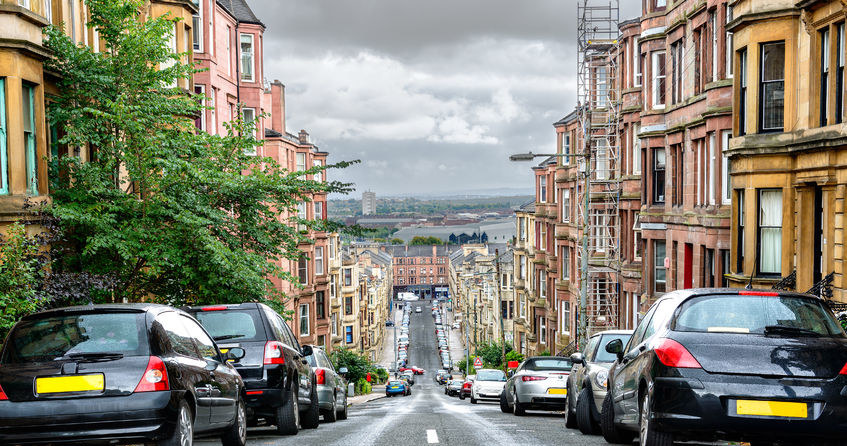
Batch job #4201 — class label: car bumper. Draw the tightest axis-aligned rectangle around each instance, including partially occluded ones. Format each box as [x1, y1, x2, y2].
[515, 382, 569, 410]
[650, 370, 847, 441]
[474, 388, 504, 399]
[316, 384, 336, 411]
[386, 388, 405, 395]
[243, 387, 286, 414]
[0, 391, 177, 444]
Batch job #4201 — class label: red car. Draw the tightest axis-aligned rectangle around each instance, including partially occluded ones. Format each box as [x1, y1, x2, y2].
[459, 379, 473, 400]
[398, 367, 412, 373]
[411, 366, 425, 375]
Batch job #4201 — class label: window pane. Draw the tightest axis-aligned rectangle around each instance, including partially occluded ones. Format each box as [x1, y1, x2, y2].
[759, 189, 782, 274]
[761, 42, 785, 81]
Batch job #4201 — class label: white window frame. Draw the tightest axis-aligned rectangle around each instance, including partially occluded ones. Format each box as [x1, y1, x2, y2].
[315, 247, 324, 276]
[299, 304, 310, 336]
[19, 0, 30, 9]
[721, 130, 732, 204]
[652, 51, 666, 109]
[562, 189, 570, 223]
[331, 313, 337, 336]
[561, 246, 570, 280]
[193, 0, 203, 52]
[240, 33, 254, 82]
[313, 160, 323, 182]
[726, 6, 734, 78]
[632, 123, 642, 174]
[195, 84, 206, 131]
[758, 189, 783, 275]
[538, 317, 547, 345]
[296, 153, 306, 172]
[539, 270, 547, 299]
[539, 176, 547, 203]
[709, 133, 716, 205]
[634, 43, 643, 87]
[330, 275, 336, 298]
[226, 25, 232, 77]
[315, 201, 323, 220]
[711, 10, 718, 81]
[43, 0, 52, 23]
[520, 294, 526, 318]
[563, 133, 570, 165]
[560, 300, 570, 334]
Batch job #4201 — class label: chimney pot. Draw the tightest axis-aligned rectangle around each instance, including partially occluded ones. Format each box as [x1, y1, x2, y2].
[299, 130, 310, 144]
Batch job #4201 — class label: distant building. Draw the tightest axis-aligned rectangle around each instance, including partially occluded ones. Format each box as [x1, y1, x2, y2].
[392, 218, 516, 244]
[390, 245, 456, 299]
[362, 191, 377, 215]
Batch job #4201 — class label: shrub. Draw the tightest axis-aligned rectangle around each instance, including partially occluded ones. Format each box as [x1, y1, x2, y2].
[376, 367, 389, 383]
[0, 223, 44, 340]
[355, 378, 372, 395]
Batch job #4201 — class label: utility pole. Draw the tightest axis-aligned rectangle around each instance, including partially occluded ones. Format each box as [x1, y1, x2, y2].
[495, 249, 506, 370]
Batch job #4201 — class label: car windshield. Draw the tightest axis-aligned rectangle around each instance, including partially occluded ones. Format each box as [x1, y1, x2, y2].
[476, 370, 506, 381]
[594, 334, 633, 362]
[522, 358, 573, 371]
[674, 295, 844, 337]
[192, 309, 263, 342]
[2, 312, 148, 364]
[388, 381, 403, 386]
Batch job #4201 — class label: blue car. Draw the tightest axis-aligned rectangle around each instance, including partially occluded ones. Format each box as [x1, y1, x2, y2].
[385, 380, 408, 397]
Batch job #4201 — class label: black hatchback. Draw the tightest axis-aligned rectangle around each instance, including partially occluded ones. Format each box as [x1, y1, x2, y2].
[600, 289, 847, 446]
[0, 304, 247, 446]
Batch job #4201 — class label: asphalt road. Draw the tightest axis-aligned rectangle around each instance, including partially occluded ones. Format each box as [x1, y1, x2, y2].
[197, 298, 608, 446]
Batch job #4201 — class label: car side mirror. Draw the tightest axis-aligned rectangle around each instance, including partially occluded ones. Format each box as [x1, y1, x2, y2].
[569, 352, 585, 365]
[224, 347, 245, 362]
[605, 338, 624, 362]
[301, 345, 313, 357]
[339, 367, 348, 375]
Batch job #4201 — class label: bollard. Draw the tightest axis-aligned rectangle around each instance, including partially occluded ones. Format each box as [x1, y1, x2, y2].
[348, 382, 355, 396]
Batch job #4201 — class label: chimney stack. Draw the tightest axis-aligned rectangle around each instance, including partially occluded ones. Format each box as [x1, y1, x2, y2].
[270, 80, 285, 133]
[298, 129, 310, 144]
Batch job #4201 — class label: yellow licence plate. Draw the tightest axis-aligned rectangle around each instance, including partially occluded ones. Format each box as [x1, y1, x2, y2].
[736, 400, 807, 418]
[547, 388, 567, 395]
[36, 374, 105, 394]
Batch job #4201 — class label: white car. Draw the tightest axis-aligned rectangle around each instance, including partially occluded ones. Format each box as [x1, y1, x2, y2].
[470, 369, 507, 404]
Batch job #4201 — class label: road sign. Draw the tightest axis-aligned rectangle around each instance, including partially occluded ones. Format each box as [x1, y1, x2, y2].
[473, 357, 483, 368]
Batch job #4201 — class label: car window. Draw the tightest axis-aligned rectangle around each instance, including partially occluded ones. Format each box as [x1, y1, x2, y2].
[318, 350, 334, 369]
[584, 335, 600, 362]
[192, 309, 262, 343]
[674, 294, 844, 336]
[182, 316, 219, 362]
[263, 308, 287, 343]
[476, 370, 506, 381]
[626, 304, 658, 352]
[643, 300, 677, 341]
[2, 312, 148, 364]
[157, 312, 200, 359]
[279, 315, 301, 351]
[523, 358, 573, 371]
[594, 334, 633, 363]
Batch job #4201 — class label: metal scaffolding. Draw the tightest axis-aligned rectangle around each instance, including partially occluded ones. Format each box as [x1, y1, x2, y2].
[576, 0, 621, 345]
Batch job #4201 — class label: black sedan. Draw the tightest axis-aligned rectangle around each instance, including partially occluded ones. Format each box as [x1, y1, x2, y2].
[0, 304, 248, 445]
[600, 289, 847, 446]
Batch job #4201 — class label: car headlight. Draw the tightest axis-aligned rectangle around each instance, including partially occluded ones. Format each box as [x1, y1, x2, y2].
[594, 369, 609, 389]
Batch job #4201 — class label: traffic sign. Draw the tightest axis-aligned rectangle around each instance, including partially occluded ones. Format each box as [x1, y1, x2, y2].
[473, 357, 483, 368]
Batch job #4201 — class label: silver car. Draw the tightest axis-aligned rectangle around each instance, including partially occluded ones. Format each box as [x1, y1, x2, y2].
[500, 356, 573, 415]
[445, 379, 463, 396]
[470, 369, 506, 404]
[304, 345, 348, 422]
[564, 329, 633, 434]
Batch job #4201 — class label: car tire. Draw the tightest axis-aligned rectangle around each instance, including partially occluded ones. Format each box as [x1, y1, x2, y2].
[564, 385, 578, 429]
[221, 398, 247, 446]
[459, 393, 465, 400]
[470, 393, 478, 404]
[513, 393, 525, 416]
[499, 392, 511, 413]
[301, 385, 320, 429]
[275, 388, 299, 436]
[576, 387, 599, 435]
[640, 392, 673, 446]
[324, 392, 338, 423]
[337, 394, 348, 421]
[159, 400, 193, 446]
[600, 392, 635, 444]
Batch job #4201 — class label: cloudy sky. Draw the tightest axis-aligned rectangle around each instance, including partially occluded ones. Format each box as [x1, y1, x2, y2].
[254, 0, 641, 197]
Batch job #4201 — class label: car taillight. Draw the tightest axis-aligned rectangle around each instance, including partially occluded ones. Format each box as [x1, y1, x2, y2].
[840, 362, 847, 375]
[264, 341, 285, 365]
[654, 338, 701, 369]
[134, 356, 170, 392]
[201, 305, 228, 311]
[316, 368, 326, 385]
[521, 375, 547, 382]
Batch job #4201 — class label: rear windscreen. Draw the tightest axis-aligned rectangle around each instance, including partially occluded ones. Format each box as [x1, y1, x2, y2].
[523, 358, 573, 371]
[2, 312, 148, 364]
[192, 310, 264, 342]
[674, 295, 844, 336]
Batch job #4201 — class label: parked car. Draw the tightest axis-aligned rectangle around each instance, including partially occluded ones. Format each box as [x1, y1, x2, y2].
[501, 356, 573, 416]
[415, 307, 422, 313]
[186, 303, 320, 435]
[303, 345, 348, 422]
[459, 375, 475, 400]
[0, 304, 248, 445]
[470, 369, 507, 404]
[565, 329, 633, 433]
[411, 366, 425, 375]
[600, 289, 847, 446]
[385, 320, 394, 327]
[401, 370, 416, 385]
[435, 370, 450, 384]
[398, 378, 412, 395]
[445, 379, 463, 397]
[385, 380, 408, 397]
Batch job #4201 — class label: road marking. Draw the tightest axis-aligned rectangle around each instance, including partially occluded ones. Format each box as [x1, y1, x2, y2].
[426, 429, 439, 444]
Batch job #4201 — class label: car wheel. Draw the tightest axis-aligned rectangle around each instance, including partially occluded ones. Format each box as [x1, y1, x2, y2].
[221, 398, 247, 446]
[459, 392, 465, 400]
[564, 386, 578, 429]
[576, 387, 599, 435]
[600, 392, 635, 444]
[324, 392, 338, 423]
[499, 392, 511, 413]
[640, 392, 673, 446]
[512, 393, 525, 416]
[275, 387, 299, 435]
[470, 393, 478, 404]
[159, 400, 193, 446]
[301, 385, 320, 429]
[337, 393, 348, 420]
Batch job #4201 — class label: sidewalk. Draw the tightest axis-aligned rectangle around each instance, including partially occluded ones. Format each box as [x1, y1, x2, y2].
[377, 304, 402, 369]
[443, 303, 467, 371]
[347, 385, 386, 406]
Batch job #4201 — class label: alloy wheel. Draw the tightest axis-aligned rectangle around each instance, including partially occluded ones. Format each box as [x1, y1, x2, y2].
[639, 393, 649, 445]
[178, 405, 193, 446]
[237, 402, 247, 444]
[293, 389, 300, 428]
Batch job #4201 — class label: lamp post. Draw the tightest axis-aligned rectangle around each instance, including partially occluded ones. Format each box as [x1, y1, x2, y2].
[509, 151, 590, 350]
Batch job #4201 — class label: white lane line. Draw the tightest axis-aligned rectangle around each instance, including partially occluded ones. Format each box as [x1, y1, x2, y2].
[426, 429, 439, 444]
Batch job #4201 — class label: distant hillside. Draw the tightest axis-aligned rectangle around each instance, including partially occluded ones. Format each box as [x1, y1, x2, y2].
[328, 195, 533, 218]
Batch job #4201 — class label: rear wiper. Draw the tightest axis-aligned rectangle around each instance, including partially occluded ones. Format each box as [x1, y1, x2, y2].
[763, 325, 822, 337]
[213, 334, 245, 341]
[57, 352, 125, 361]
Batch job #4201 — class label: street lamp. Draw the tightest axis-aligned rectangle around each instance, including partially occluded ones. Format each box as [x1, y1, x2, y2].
[509, 150, 591, 350]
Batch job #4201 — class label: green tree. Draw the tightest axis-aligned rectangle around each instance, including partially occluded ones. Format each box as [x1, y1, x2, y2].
[409, 236, 443, 246]
[329, 348, 374, 384]
[41, 0, 354, 309]
[389, 238, 404, 245]
[0, 223, 44, 339]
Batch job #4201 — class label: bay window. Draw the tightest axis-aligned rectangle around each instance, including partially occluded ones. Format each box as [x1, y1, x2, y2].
[562, 189, 570, 222]
[315, 247, 324, 276]
[654, 240, 666, 293]
[757, 189, 782, 275]
[652, 51, 666, 108]
[299, 304, 309, 336]
[759, 42, 785, 132]
[653, 148, 666, 204]
[240, 33, 254, 82]
[23, 84, 37, 195]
